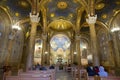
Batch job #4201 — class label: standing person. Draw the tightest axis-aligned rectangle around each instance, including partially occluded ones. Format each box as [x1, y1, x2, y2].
[98, 66, 108, 77]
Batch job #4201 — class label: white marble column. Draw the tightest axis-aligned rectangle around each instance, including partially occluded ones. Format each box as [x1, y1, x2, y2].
[112, 32, 120, 67]
[86, 14, 100, 66]
[26, 13, 40, 70]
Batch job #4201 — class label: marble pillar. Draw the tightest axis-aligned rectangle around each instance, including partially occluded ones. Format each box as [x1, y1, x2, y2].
[112, 32, 120, 67]
[26, 13, 40, 70]
[86, 14, 100, 66]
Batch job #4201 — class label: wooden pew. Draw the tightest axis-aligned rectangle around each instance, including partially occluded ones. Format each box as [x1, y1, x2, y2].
[101, 76, 120, 80]
[72, 67, 88, 80]
[5, 76, 19, 80]
[26, 70, 55, 80]
[5, 69, 56, 80]
[88, 76, 120, 80]
[20, 77, 50, 80]
[19, 73, 51, 80]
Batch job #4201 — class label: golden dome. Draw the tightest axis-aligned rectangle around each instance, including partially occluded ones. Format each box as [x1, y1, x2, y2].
[49, 19, 73, 30]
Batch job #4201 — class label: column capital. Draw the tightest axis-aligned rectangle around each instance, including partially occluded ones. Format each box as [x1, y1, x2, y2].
[86, 14, 97, 24]
[30, 13, 40, 23]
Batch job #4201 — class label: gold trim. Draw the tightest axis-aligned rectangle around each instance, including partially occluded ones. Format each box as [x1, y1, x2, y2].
[108, 10, 120, 30]
[81, 21, 109, 32]
[48, 19, 75, 31]
[0, 6, 12, 25]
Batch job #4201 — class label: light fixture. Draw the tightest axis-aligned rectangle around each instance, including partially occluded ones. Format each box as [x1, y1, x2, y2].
[87, 54, 92, 61]
[45, 51, 48, 54]
[82, 46, 87, 49]
[74, 52, 77, 54]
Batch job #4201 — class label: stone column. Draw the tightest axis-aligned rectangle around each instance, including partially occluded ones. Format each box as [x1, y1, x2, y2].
[5, 35, 14, 66]
[26, 13, 40, 70]
[75, 35, 81, 66]
[75, 34, 81, 80]
[86, 14, 100, 66]
[41, 34, 47, 65]
[47, 42, 50, 65]
[112, 32, 120, 67]
[70, 39, 74, 64]
[108, 40, 115, 67]
[5, 29, 18, 66]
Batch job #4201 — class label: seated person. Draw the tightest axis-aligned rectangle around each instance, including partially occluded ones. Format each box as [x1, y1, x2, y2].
[32, 65, 36, 70]
[49, 65, 55, 69]
[35, 63, 41, 70]
[98, 66, 108, 77]
[40, 66, 47, 70]
[94, 66, 99, 74]
[86, 63, 98, 76]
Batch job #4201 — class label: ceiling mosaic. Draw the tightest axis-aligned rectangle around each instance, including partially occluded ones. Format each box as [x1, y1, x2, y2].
[50, 34, 71, 51]
[45, 0, 80, 23]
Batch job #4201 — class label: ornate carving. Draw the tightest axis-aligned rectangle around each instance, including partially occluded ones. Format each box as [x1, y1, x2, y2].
[86, 14, 97, 24]
[30, 13, 40, 23]
[57, 1, 68, 9]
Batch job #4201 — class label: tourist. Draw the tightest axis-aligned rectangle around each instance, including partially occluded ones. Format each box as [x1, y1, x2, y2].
[86, 63, 98, 76]
[98, 66, 108, 77]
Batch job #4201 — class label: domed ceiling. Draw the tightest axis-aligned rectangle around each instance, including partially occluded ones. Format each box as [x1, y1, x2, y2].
[0, 0, 31, 19]
[45, 0, 80, 23]
[95, 0, 120, 22]
[0, 0, 120, 31]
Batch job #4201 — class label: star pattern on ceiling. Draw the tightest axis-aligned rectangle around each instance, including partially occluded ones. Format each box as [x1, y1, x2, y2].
[45, 0, 80, 23]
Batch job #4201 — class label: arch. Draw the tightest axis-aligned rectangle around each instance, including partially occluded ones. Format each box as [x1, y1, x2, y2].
[48, 19, 75, 31]
[81, 21, 109, 32]
[0, 6, 12, 63]
[109, 10, 120, 32]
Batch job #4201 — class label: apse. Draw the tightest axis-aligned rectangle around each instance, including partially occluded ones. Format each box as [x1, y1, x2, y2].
[50, 34, 71, 64]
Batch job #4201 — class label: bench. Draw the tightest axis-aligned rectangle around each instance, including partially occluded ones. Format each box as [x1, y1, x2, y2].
[5, 76, 19, 80]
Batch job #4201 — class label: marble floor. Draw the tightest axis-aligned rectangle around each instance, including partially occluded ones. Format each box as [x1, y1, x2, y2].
[56, 71, 73, 80]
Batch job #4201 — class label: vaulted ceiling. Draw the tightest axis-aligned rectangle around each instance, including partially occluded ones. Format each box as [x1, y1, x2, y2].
[0, 0, 120, 32]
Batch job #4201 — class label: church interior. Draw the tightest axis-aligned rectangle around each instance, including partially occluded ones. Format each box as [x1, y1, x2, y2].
[0, 0, 120, 80]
